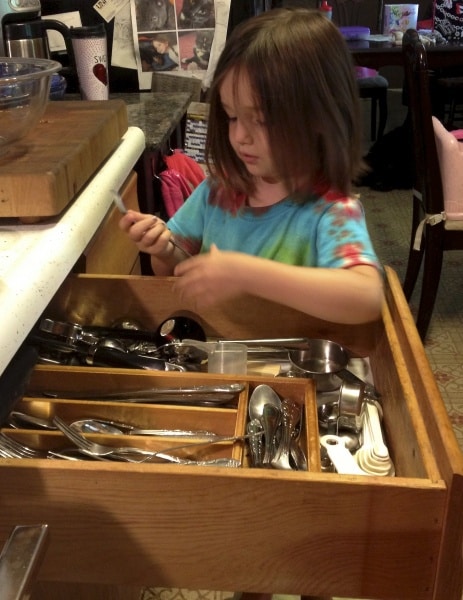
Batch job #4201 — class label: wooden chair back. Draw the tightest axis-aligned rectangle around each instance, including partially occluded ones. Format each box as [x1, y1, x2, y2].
[402, 28, 445, 216]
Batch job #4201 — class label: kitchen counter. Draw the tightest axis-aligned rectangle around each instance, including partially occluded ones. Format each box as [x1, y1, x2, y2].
[0, 127, 146, 376]
[65, 92, 193, 153]
[115, 92, 192, 152]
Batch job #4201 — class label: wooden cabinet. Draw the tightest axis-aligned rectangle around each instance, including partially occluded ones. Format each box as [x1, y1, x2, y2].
[0, 267, 462, 600]
[80, 172, 141, 275]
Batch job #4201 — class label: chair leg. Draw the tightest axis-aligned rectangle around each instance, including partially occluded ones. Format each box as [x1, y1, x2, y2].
[402, 196, 424, 300]
[370, 97, 377, 141]
[415, 225, 444, 340]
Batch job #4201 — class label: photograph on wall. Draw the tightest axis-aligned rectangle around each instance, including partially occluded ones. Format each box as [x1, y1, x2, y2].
[131, 0, 228, 90]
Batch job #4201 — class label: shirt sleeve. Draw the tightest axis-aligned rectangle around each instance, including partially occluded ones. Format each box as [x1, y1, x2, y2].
[314, 197, 382, 271]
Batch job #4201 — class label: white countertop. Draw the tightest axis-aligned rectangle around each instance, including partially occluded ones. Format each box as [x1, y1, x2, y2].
[0, 126, 146, 376]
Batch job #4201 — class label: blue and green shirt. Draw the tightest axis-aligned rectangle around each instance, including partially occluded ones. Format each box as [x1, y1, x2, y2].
[167, 179, 380, 270]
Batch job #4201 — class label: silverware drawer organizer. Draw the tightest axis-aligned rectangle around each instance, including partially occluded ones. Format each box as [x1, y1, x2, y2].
[9, 371, 316, 469]
[0, 268, 462, 600]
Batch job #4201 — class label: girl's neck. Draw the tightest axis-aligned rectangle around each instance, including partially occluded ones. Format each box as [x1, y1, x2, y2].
[247, 177, 288, 207]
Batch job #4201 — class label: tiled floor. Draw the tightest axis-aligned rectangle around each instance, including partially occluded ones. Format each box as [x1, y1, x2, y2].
[139, 92, 463, 600]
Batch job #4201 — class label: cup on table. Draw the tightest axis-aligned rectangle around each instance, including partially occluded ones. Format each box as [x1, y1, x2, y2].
[70, 24, 108, 100]
[207, 342, 247, 375]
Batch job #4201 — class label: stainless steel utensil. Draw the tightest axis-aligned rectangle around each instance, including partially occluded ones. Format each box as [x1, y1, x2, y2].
[0, 433, 46, 459]
[39, 383, 245, 400]
[70, 419, 218, 438]
[111, 189, 192, 257]
[261, 403, 282, 466]
[248, 384, 282, 421]
[247, 418, 264, 467]
[7, 411, 57, 430]
[53, 416, 246, 466]
[271, 399, 301, 470]
[288, 339, 379, 397]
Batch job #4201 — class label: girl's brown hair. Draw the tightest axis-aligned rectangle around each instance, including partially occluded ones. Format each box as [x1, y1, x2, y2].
[205, 8, 364, 201]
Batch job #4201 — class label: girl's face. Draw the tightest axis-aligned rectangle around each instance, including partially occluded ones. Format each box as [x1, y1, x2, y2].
[153, 40, 168, 53]
[219, 69, 278, 181]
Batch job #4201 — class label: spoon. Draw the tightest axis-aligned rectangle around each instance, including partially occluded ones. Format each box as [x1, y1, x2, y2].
[7, 411, 57, 431]
[70, 419, 125, 435]
[70, 419, 218, 438]
[111, 189, 192, 257]
[247, 418, 264, 467]
[271, 399, 301, 470]
[261, 403, 282, 466]
[290, 439, 308, 471]
[7, 412, 218, 438]
[248, 384, 282, 421]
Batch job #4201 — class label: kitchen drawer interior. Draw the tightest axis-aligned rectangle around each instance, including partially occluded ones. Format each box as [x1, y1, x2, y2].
[18, 271, 443, 482]
[4, 371, 317, 471]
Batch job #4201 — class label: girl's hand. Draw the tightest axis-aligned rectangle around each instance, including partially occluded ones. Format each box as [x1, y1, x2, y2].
[119, 210, 173, 258]
[173, 244, 243, 308]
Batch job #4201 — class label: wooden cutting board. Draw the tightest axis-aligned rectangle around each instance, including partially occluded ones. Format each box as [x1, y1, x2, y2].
[0, 100, 129, 219]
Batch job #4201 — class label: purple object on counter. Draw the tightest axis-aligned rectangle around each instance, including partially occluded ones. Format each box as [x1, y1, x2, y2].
[339, 26, 370, 40]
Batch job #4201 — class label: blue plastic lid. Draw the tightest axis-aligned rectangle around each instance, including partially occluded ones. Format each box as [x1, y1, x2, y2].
[339, 26, 370, 40]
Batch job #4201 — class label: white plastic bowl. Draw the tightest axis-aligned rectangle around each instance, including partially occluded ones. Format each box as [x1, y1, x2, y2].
[0, 57, 61, 156]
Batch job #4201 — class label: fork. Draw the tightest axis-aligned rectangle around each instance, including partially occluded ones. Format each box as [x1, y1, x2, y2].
[0, 433, 47, 459]
[52, 417, 241, 466]
[53, 416, 159, 459]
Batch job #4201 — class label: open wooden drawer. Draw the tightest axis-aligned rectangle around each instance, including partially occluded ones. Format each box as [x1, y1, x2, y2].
[0, 267, 462, 600]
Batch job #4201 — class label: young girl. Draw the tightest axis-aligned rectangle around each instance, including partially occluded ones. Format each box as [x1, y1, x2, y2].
[120, 8, 384, 325]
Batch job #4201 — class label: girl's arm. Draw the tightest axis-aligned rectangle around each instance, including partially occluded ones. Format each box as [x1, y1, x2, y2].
[173, 246, 384, 325]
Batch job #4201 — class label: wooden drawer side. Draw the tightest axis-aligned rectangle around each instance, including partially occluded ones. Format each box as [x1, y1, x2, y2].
[44, 275, 382, 357]
[371, 296, 441, 480]
[383, 267, 463, 600]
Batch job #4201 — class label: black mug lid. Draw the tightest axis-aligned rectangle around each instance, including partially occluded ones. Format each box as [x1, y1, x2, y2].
[70, 24, 106, 39]
[4, 21, 44, 41]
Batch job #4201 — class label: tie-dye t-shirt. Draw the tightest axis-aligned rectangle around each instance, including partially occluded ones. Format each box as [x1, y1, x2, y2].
[167, 179, 380, 270]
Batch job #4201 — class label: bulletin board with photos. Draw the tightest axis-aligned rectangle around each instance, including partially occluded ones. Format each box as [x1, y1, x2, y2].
[131, 0, 230, 90]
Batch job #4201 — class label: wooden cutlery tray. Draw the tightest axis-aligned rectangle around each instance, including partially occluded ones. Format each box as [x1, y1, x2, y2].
[0, 267, 462, 600]
[9, 372, 315, 469]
